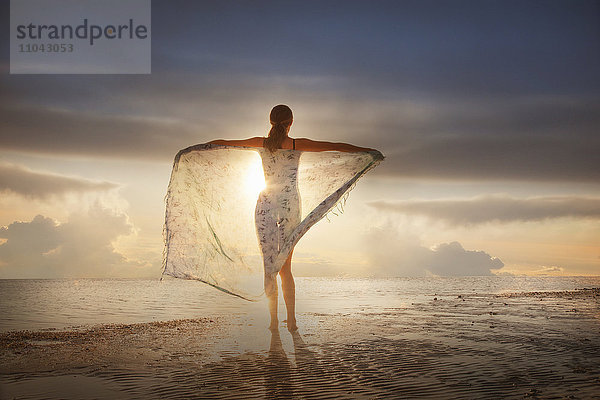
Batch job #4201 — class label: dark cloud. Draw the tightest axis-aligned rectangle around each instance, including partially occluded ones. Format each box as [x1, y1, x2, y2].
[0, 163, 118, 198]
[0, 104, 199, 161]
[0, 206, 157, 278]
[3, 1, 597, 97]
[0, 72, 348, 160]
[1, 0, 598, 182]
[2, 87, 599, 182]
[368, 195, 600, 226]
[349, 96, 600, 182]
[147, 0, 600, 96]
[380, 134, 599, 182]
[364, 224, 502, 277]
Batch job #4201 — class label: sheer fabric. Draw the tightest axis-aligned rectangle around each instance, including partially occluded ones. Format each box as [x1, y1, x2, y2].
[162, 143, 383, 300]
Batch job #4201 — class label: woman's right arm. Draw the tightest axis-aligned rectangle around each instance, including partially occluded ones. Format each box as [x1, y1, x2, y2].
[294, 138, 378, 153]
[208, 137, 264, 148]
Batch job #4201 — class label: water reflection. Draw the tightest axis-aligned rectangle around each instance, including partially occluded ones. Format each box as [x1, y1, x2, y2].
[264, 328, 329, 399]
[265, 329, 293, 399]
[290, 330, 319, 371]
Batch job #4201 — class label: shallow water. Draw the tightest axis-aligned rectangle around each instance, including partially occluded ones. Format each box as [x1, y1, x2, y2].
[1, 277, 599, 399]
[1, 276, 598, 332]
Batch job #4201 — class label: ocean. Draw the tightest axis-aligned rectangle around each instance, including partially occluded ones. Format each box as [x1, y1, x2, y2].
[1, 276, 598, 332]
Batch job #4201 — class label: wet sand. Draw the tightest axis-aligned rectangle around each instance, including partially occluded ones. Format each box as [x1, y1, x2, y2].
[1, 288, 599, 399]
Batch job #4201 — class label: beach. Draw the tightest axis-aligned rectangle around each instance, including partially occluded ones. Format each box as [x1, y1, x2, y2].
[1, 278, 599, 399]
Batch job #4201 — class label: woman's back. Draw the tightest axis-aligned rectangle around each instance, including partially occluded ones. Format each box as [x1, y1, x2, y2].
[258, 147, 301, 194]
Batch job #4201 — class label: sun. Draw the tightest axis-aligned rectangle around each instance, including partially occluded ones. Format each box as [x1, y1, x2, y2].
[244, 160, 266, 197]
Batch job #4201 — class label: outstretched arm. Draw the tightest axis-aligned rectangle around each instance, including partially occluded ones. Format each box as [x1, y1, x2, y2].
[294, 138, 377, 153]
[208, 137, 264, 148]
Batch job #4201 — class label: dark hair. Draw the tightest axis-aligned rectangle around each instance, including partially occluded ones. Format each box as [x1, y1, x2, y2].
[264, 104, 293, 152]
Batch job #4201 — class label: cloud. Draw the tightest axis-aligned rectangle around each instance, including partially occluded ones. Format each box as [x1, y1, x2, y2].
[1, 1, 598, 182]
[2, 84, 598, 182]
[364, 224, 502, 277]
[536, 266, 564, 275]
[0, 105, 198, 161]
[0, 163, 118, 199]
[427, 242, 504, 276]
[370, 95, 600, 182]
[368, 195, 600, 226]
[375, 132, 600, 182]
[0, 205, 158, 278]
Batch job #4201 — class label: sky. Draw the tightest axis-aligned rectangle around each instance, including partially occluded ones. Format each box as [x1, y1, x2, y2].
[0, 0, 599, 278]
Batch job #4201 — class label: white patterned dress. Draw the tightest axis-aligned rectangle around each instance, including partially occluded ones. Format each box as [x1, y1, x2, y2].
[255, 148, 302, 276]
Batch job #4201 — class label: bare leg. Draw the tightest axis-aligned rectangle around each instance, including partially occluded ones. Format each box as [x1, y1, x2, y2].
[265, 273, 279, 330]
[279, 249, 297, 331]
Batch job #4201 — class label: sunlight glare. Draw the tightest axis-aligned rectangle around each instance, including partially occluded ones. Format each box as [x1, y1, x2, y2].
[244, 158, 266, 197]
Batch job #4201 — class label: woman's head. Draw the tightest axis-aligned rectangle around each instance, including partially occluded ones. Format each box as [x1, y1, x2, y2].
[265, 104, 293, 152]
[269, 104, 293, 127]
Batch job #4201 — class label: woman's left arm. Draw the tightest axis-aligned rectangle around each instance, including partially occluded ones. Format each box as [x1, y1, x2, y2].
[294, 138, 378, 153]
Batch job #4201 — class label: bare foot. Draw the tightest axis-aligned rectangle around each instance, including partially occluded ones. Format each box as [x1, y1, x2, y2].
[285, 319, 298, 332]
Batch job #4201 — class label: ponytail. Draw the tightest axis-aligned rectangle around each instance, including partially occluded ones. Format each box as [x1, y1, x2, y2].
[264, 123, 288, 152]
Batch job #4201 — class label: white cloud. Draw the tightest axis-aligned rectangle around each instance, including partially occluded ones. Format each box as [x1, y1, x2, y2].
[427, 241, 504, 276]
[534, 265, 565, 276]
[0, 205, 159, 278]
[363, 223, 503, 277]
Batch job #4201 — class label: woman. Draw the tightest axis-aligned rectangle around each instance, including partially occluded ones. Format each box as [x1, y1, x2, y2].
[209, 105, 381, 331]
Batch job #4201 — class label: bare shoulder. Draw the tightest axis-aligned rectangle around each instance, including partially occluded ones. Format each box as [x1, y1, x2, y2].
[245, 136, 265, 147]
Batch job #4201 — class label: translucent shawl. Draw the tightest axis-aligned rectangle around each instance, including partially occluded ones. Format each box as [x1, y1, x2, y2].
[162, 143, 383, 300]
